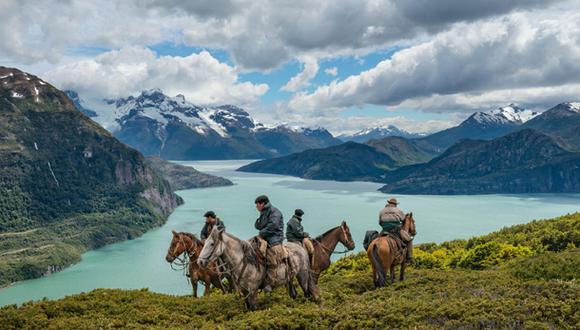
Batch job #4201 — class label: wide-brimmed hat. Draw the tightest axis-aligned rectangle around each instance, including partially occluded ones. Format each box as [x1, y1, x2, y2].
[387, 198, 399, 205]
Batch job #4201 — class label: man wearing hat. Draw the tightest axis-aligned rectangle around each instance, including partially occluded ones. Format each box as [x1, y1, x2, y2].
[379, 198, 413, 262]
[200, 211, 225, 241]
[254, 195, 285, 291]
[286, 209, 314, 263]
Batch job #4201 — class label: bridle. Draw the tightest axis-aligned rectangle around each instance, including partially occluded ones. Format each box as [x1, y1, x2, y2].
[317, 225, 353, 257]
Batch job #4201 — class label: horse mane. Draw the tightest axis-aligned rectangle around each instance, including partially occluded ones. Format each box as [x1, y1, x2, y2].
[179, 232, 200, 244]
[224, 233, 260, 267]
[315, 226, 339, 241]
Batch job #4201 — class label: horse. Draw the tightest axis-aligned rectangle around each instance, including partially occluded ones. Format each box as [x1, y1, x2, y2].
[165, 230, 227, 297]
[197, 227, 317, 310]
[367, 213, 417, 287]
[304, 221, 355, 295]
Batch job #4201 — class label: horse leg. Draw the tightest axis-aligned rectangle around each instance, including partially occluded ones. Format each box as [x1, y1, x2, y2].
[203, 281, 211, 296]
[389, 264, 396, 284]
[287, 279, 297, 299]
[192, 281, 198, 298]
[244, 292, 258, 311]
[400, 261, 406, 281]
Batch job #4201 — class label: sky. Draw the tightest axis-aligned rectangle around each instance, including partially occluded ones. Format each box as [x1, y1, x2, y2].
[1, 0, 580, 134]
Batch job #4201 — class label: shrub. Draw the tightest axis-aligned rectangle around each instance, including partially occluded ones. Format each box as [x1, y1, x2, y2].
[458, 242, 532, 270]
[508, 250, 580, 281]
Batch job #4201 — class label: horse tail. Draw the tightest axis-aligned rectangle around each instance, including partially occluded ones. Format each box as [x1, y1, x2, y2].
[371, 243, 387, 287]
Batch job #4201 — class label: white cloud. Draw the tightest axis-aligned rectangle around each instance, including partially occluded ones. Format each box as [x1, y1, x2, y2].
[289, 12, 580, 113]
[280, 57, 319, 92]
[324, 67, 338, 76]
[44, 47, 268, 105]
[0, 0, 563, 71]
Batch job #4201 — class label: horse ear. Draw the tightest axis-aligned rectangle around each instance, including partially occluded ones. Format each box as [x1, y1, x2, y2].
[410, 212, 413, 217]
[172, 230, 178, 236]
[341, 220, 346, 227]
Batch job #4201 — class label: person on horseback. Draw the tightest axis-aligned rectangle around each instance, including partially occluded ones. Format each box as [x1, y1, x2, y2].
[379, 198, 413, 263]
[286, 209, 315, 263]
[254, 195, 286, 292]
[200, 211, 225, 241]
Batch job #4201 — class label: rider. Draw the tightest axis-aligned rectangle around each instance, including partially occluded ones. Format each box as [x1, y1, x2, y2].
[254, 195, 285, 292]
[200, 211, 225, 241]
[379, 198, 413, 263]
[286, 209, 314, 262]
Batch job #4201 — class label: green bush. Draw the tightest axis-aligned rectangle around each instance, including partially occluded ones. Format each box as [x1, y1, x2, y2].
[457, 242, 532, 270]
[508, 250, 580, 281]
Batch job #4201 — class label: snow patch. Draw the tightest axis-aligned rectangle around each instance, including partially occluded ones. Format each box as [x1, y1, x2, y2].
[198, 109, 229, 137]
[34, 142, 38, 150]
[0, 73, 13, 79]
[565, 102, 580, 113]
[10, 91, 23, 98]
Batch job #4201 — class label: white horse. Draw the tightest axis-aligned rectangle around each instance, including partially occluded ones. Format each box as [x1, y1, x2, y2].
[198, 227, 317, 310]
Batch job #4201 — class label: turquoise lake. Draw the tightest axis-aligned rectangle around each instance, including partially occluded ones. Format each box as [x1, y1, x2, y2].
[1, 160, 578, 306]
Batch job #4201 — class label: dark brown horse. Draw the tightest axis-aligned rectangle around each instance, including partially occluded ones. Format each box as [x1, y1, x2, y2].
[367, 213, 416, 287]
[165, 230, 226, 297]
[306, 221, 355, 295]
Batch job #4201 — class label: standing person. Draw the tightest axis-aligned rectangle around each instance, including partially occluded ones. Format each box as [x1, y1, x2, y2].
[200, 211, 225, 241]
[286, 209, 314, 261]
[254, 195, 285, 292]
[379, 198, 413, 262]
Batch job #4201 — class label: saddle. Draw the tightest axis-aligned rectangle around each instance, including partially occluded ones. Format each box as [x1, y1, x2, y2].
[363, 230, 406, 257]
[248, 236, 267, 266]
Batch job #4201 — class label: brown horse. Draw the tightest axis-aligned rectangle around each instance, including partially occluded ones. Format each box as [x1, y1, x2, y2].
[308, 221, 355, 290]
[367, 213, 416, 287]
[165, 230, 226, 297]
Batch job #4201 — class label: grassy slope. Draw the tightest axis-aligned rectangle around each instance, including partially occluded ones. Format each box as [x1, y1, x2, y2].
[1, 213, 578, 329]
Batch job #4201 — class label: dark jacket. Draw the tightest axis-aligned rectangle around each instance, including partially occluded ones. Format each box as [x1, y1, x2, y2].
[200, 218, 225, 240]
[286, 215, 309, 242]
[254, 203, 284, 246]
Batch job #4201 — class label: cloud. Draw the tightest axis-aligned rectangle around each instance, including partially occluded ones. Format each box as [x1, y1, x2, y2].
[324, 67, 338, 76]
[44, 47, 268, 105]
[0, 0, 563, 71]
[280, 58, 319, 92]
[289, 12, 580, 113]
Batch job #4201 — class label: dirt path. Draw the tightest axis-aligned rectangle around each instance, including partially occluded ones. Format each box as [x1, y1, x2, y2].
[0, 228, 39, 238]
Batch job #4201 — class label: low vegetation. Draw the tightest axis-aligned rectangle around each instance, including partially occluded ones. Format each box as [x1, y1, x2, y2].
[1, 213, 578, 328]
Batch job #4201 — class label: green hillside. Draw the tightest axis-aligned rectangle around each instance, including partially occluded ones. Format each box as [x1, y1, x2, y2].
[1, 213, 578, 329]
[0, 67, 183, 286]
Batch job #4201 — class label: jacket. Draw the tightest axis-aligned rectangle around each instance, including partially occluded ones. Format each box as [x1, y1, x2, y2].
[286, 215, 309, 242]
[200, 218, 225, 240]
[379, 205, 405, 231]
[254, 203, 284, 246]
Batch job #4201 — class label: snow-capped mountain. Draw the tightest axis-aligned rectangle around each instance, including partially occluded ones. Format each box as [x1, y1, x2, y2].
[420, 104, 538, 152]
[75, 89, 340, 160]
[521, 102, 580, 151]
[339, 125, 424, 143]
[473, 104, 539, 126]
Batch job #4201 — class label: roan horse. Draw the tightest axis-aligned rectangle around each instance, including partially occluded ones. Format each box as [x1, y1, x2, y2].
[367, 213, 416, 287]
[198, 227, 317, 310]
[304, 221, 355, 295]
[165, 230, 226, 297]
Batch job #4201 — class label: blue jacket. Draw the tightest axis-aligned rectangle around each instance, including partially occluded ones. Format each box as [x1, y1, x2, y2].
[255, 203, 284, 246]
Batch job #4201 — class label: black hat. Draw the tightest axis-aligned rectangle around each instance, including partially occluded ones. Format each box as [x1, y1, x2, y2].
[203, 211, 216, 218]
[254, 195, 269, 204]
[294, 209, 304, 216]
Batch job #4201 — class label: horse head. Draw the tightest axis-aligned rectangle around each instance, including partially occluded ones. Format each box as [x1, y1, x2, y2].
[166, 230, 191, 263]
[340, 221, 356, 251]
[198, 226, 225, 268]
[404, 212, 417, 236]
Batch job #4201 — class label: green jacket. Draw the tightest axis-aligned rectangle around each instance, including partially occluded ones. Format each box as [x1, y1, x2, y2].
[286, 215, 309, 242]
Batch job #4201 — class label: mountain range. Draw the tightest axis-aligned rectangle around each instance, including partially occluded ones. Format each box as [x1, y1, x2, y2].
[75, 89, 341, 160]
[338, 125, 425, 142]
[380, 129, 580, 194]
[238, 137, 437, 181]
[239, 102, 580, 194]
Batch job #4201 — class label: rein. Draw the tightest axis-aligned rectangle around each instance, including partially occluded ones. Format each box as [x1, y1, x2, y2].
[317, 225, 352, 256]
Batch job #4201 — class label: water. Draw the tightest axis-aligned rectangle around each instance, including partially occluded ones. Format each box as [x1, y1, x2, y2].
[0, 160, 578, 306]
